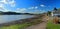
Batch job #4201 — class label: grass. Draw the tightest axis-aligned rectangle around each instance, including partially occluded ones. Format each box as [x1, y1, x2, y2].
[46, 20, 60, 29]
[0, 19, 41, 29]
[0, 23, 30, 29]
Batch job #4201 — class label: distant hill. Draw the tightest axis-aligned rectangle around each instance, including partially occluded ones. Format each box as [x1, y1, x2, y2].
[0, 11, 20, 15]
[0, 11, 35, 15]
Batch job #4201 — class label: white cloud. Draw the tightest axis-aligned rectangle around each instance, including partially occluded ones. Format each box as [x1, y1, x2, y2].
[0, 0, 7, 4]
[0, 3, 6, 11]
[0, 3, 4, 7]
[0, 0, 16, 7]
[35, 6, 38, 9]
[8, 0, 16, 7]
[0, 3, 9, 12]
[28, 7, 34, 9]
[28, 6, 38, 10]
[15, 8, 27, 13]
[0, 7, 8, 12]
[40, 4, 45, 7]
[0, 0, 16, 12]
[33, 10, 46, 14]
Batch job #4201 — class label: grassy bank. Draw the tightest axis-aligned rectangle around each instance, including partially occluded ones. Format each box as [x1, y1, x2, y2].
[0, 23, 32, 29]
[0, 19, 42, 29]
[46, 20, 60, 29]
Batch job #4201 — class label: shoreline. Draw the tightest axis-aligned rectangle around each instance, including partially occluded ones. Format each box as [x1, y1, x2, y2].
[0, 15, 43, 27]
[0, 14, 46, 29]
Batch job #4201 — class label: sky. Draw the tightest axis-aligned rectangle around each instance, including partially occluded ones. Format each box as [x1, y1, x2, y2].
[0, 0, 60, 13]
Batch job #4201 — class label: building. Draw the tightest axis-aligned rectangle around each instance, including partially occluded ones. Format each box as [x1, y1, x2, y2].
[51, 8, 60, 17]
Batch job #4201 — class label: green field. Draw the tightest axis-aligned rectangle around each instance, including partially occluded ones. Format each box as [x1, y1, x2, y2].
[46, 20, 60, 29]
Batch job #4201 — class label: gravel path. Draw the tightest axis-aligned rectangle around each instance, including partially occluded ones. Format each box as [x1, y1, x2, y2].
[25, 18, 47, 29]
[25, 22, 47, 29]
[25, 15, 49, 29]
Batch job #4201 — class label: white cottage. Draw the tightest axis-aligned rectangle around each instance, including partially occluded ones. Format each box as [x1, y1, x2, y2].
[51, 9, 60, 17]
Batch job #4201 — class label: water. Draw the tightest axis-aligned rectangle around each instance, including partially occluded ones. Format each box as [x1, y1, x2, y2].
[0, 15, 35, 23]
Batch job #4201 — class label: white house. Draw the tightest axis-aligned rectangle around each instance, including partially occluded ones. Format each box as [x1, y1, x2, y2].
[51, 9, 60, 17]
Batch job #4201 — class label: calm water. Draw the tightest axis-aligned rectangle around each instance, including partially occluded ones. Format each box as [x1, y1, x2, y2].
[0, 15, 35, 23]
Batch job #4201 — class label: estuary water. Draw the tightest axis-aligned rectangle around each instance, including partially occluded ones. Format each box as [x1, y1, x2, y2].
[0, 15, 35, 23]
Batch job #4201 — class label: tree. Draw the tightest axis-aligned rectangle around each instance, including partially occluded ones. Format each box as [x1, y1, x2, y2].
[47, 11, 51, 16]
[54, 7, 58, 11]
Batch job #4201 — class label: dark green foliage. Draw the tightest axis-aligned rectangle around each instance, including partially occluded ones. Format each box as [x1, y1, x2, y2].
[47, 11, 51, 15]
[54, 7, 58, 11]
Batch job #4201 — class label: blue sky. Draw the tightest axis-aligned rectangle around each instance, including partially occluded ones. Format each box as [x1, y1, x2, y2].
[0, 0, 60, 13]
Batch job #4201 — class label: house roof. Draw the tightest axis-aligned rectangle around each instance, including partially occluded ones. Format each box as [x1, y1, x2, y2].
[53, 9, 60, 14]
